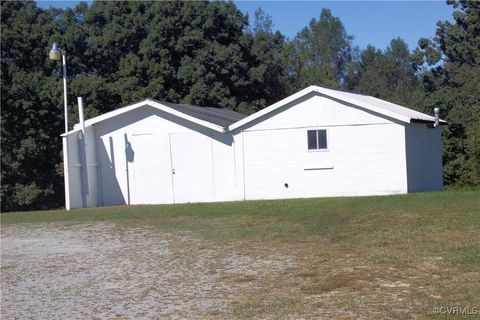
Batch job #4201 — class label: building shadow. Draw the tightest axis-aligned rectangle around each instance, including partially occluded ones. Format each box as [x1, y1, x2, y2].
[96, 136, 127, 205]
[124, 133, 135, 205]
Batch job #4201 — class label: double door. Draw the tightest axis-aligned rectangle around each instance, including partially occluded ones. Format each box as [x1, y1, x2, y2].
[130, 132, 214, 204]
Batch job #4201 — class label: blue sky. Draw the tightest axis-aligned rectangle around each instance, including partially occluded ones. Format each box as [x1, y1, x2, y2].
[36, 1, 455, 51]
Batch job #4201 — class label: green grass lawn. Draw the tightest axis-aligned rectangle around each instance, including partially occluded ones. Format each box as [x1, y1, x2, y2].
[2, 190, 479, 319]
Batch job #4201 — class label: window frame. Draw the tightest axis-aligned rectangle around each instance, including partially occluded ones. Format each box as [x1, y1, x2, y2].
[307, 128, 329, 152]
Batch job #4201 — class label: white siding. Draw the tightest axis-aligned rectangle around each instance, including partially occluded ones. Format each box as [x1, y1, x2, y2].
[405, 124, 443, 192]
[239, 92, 394, 131]
[234, 93, 409, 200]
[209, 132, 242, 201]
[240, 124, 408, 200]
[64, 132, 82, 209]
[84, 126, 98, 207]
[64, 126, 98, 209]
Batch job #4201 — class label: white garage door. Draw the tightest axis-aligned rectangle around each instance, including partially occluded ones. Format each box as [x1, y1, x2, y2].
[130, 133, 174, 204]
[169, 132, 215, 203]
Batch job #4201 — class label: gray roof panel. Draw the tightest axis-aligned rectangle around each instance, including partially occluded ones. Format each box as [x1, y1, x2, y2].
[152, 99, 247, 127]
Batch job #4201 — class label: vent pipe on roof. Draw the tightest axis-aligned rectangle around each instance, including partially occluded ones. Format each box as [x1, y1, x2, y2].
[78, 97, 85, 133]
[433, 107, 440, 128]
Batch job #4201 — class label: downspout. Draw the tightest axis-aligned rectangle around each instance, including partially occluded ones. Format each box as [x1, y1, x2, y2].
[78, 97, 88, 208]
[241, 130, 247, 201]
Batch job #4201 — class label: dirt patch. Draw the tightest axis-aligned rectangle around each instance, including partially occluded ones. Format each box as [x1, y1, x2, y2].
[2, 219, 477, 319]
[1, 222, 295, 319]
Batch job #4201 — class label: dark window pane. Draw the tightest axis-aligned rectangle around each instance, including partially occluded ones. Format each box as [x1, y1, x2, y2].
[307, 130, 317, 149]
[318, 130, 327, 149]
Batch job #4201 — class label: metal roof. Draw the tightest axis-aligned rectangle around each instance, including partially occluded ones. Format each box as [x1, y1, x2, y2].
[313, 85, 443, 124]
[151, 99, 246, 127]
[228, 85, 445, 131]
[75, 99, 246, 134]
[68, 85, 443, 137]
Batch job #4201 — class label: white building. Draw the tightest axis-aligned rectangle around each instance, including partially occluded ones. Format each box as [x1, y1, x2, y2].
[63, 85, 444, 209]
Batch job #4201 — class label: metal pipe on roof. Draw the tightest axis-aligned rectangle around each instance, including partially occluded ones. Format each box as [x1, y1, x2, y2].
[433, 107, 440, 128]
[78, 97, 85, 134]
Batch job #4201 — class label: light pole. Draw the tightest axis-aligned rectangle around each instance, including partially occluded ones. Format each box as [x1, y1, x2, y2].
[49, 42, 68, 133]
[49, 42, 71, 210]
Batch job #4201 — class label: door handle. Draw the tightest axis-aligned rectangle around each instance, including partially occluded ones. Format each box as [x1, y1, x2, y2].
[172, 168, 175, 175]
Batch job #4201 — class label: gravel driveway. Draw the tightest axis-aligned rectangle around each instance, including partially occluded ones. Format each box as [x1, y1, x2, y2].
[1, 222, 295, 319]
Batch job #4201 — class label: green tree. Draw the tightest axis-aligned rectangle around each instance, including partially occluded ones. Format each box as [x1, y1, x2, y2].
[353, 39, 420, 108]
[84, 1, 253, 109]
[414, 0, 480, 186]
[237, 7, 289, 114]
[1, 1, 64, 211]
[287, 8, 355, 89]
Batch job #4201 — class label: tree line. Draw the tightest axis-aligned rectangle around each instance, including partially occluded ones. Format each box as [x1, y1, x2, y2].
[1, 0, 479, 211]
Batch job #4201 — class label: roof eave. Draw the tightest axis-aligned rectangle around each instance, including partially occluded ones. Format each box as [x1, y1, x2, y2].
[60, 127, 83, 137]
[228, 85, 442, 130]
[147, 100, 225, 133]
[312, 87, 417, 124]
[410, 118, 447, 125]
[228, 85, 318, 131]
[65, 99, 226, 135]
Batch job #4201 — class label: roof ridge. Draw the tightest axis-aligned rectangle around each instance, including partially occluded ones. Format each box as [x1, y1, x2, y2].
[313, 84, 371, 97]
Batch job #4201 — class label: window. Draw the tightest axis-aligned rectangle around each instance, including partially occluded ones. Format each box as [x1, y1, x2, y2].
[307, 129, 328, 150]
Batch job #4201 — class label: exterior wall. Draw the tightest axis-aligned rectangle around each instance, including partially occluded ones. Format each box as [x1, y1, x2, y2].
[93, 105, 239, 206]
[64, 132, 82, 209]
[63, 126, 98, 209]
[209, 131, 243, 201]
[405, 124, 443, 192]
[84, 126, 99, 207]
[233, 93, 409, 199]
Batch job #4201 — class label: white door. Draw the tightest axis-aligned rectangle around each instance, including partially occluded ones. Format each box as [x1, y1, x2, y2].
[130, 133, 174, 204]
[169, 132, 215, 203]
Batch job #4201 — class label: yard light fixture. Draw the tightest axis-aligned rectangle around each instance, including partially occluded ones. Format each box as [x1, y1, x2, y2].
[49, 42, 68, 133]
[49, 42, 62, 61]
